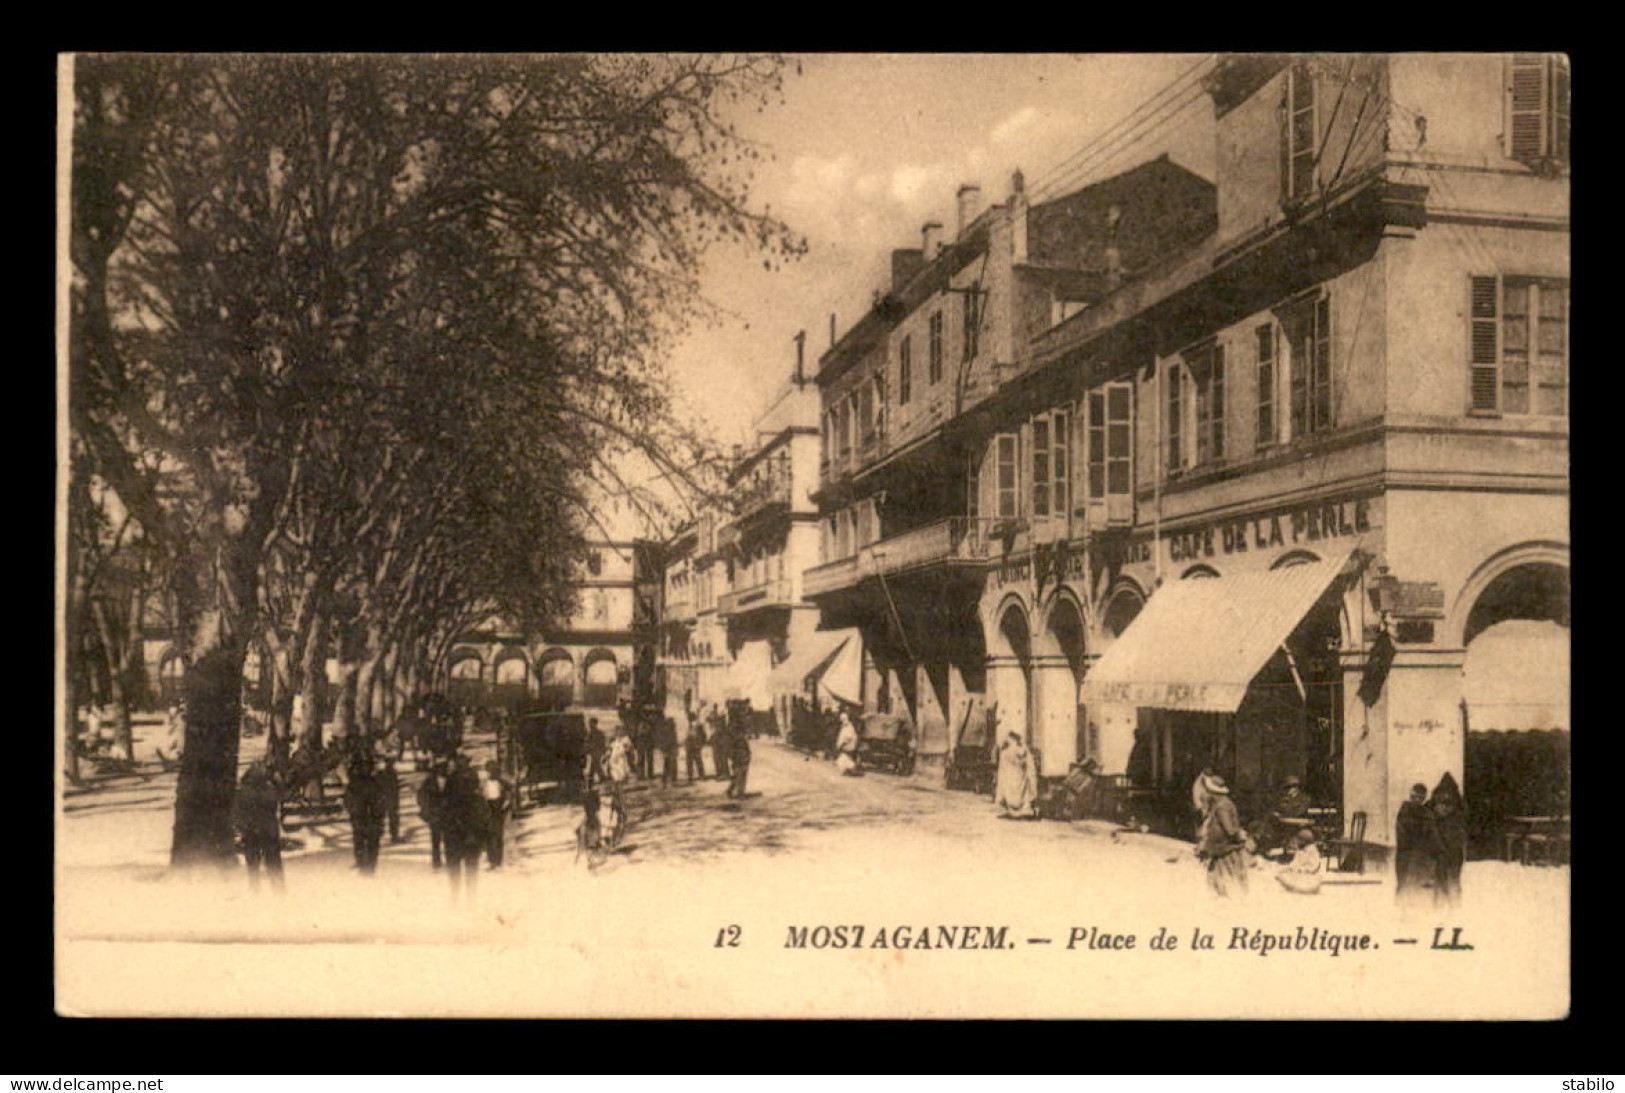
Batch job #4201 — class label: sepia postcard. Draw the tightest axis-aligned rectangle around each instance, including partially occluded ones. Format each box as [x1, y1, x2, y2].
[56, 51, 1570, 1019]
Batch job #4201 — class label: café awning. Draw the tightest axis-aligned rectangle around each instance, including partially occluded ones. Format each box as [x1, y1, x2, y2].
[767, 628, 860, 697]
[725, 640, 775, 711]
[1081, 550, 1355, 713]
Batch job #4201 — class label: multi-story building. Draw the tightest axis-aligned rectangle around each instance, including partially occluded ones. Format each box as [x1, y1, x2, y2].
[448, 493, 660, 711]
[807, 53, 1568, 867]
[657, 352, 835, 726]
[804, 156, 1217, 767]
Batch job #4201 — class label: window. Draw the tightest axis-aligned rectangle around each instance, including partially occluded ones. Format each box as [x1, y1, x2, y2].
[962, 290, 981, 363]
[1051, 408, 1070, 520]
[996, 434, 1018, 520]
[1469, 275, 1567, 416]
[1285, 293, 1332, 438]
[1281, 61, 1317, 205]
[898, 336, 912, 405]
[1031, 417, 1051, 517]
[1506, 54, 1570, 166]
[858, 381, 875, 446]
[1191, 343, 1226, 468]
[871, 374, 885, 440]
[928, 311, 944, 384]
[1165, 362, 1184, 474]
[1256, 324, 1276, 449]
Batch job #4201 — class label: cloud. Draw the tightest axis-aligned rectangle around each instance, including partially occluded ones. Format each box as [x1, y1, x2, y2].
[991, 105, 1041, 148]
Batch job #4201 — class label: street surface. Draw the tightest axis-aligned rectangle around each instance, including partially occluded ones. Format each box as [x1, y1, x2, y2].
[57, 724, 1569, 1018]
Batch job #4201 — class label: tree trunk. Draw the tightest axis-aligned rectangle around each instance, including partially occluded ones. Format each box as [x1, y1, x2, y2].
[295, 612, 329, 752]
[335, 660, 360, 741]
[89, 597, 136, 763]
[170, 622, 249, 868]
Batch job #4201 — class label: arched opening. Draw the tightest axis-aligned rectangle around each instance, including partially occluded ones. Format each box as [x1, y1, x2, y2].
[989, 601, 1034, 754]
[158, 649, 185, 708]
[1103, 586, 1144, 639]
[492, 648, 531, 709]
[447, 651, 486, 708]
[1038, 595, 1089, 774]
[1181, 564, 1221, 580]
[1462, 561, 1570, 858]
[582, 649, 619, 709]
[537, 649, 574, 711]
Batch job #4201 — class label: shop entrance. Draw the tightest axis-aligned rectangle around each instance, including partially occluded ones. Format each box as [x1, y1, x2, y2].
[1461, 560, 1570, 859]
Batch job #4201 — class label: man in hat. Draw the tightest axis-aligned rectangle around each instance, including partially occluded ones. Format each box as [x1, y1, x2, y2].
[1197, 772, 1250, 897]
[417, 758, 449, 869]
[1058, 757, 1101, 821]
[1253, 775, 1313, 859]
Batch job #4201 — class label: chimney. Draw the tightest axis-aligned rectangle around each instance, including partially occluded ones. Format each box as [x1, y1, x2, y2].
[921, 220, 944, 258]
[829, 312, 837, 349]
[956, 183, 983, 238]
[1009, 168, 1029, 265]
[891, 248, 925, 291]
[793, 329, 806, 385]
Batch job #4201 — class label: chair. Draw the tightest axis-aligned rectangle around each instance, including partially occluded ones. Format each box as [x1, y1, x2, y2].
[1329, 811, 1368, 874]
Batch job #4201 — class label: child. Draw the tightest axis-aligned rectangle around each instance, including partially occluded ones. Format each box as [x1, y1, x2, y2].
[1276, 827, 1324, 895]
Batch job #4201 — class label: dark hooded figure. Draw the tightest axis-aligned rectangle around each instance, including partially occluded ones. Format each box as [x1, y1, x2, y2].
[233, 763, 284, 889]
[440, 754, 487, 896]
[1428, 772, 1467, 908]
[1394, 782, 1436, 907]
[342, 757, 388, 874]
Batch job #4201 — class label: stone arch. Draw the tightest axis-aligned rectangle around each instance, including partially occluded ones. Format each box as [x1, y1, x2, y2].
[447, 648, 485, 679]
[1271, 549, 1323, 570]
[582, 647, 620, 709]
[536, 647, 575, 710]
[1036, 591, 1089, 773]
[987, 597, 1034, 752]
[1448, 541, 1570, 649]
[492, 646, 532, 707]
[1101, 578, 1148, 640]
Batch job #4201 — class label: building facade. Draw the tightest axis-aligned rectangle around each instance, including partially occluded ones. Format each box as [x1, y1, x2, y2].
[807, 53, 1568, 864]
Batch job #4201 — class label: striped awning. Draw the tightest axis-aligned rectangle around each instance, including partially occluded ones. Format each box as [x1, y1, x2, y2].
[1081, 550, 1355, 713]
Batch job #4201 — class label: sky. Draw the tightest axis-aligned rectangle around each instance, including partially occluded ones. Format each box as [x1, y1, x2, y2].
[663, 53, 1219, 450]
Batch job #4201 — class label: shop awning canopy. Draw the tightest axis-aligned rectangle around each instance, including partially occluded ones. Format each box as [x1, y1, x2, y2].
[1081, 550, 1356, 713]
[725, 639, 776, 711]
[767, 628, 860, 697]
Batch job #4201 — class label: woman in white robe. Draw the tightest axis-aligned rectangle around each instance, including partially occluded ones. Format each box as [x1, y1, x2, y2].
[994, 731, 1038, 818]
[834, 710, 861, 776]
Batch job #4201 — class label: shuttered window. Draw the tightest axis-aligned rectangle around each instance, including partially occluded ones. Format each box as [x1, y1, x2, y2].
[1031, 418, 1051, 517]
[898, 336, 912, 406]
[996, 433, 1018, 520]
[1191, 342, 1226, 468]
[1256, 323, 1276, 449]
[962, 290, 980, 363]
[1165, 362, 1184, 474]
[1506, 54, 1570, 166]
[1086, 382, 1134, 526]
[1284, 293, 1333, 439]
[1281, 61, 1317, 205]
[1470, 275, 1567, 416]
[1051, 408, 1070, 521]
[928, 311, 944, 384]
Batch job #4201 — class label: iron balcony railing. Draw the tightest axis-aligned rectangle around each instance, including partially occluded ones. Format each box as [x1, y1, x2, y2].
[717, 573, 796, 616]
[802, 516, 990, 597]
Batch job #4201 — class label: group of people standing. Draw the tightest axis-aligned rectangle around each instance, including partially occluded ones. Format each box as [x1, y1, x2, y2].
[229, 725, 511, 895]
[1394, 772, 1468, 909]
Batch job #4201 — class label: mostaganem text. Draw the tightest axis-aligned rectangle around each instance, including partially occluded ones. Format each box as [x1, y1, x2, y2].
[785, 924, 1012, 950]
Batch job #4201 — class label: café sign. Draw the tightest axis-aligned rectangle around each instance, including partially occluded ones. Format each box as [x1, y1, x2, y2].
[1166, 497, 1376, 564]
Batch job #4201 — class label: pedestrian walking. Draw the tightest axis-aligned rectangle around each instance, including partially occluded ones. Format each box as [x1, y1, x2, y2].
[1429, 772, 1467, 908]
[994, 730, 1038, 818]
[658, 714, 679, 787]
[481, 760, 509, 869]
[343, 756, 388, 874]
[726, 724, 752, 799]
[378, 755, 402, 843]
[835, 708, 861, 776]
[1197, 772, 1250, 898]
[607, 725, 636, 787]
[1394, 782, 1435, 908]
[418, 760, 448, 869]
[685, 715, 708, 782]
[709, 706, 731, 781]
[232, 763, 284, 890]
[440, 754, 486, 897]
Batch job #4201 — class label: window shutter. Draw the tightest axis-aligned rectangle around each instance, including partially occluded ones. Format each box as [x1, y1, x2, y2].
[1469, 275, 1501, 411]
[1552, 56, 1570, 162]
[1279, 81, 1292, 205]
[1507, 54, 1549, 160]
[1106, 380, 1134, 526]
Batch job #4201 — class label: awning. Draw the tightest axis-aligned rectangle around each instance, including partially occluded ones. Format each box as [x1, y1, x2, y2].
[767, 628, 860, 697]
[1081, 550, 1355, 713]
[819, 630, 864, 708]
[726, 640, 776, 711]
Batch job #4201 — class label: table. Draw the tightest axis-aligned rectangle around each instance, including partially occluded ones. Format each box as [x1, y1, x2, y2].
[1503, 815, 1570, 865]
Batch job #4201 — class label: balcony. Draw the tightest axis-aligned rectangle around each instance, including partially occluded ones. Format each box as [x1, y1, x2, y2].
[733, 466, 793, 523]
[802, 517, 989, 598]
[717, 573, 797, 616]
